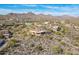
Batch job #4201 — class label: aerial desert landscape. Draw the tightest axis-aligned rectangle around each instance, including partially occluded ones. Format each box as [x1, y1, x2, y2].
[0, 4, 79, 55]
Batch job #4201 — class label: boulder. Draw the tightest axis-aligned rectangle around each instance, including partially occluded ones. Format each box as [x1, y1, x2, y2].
[0, 39, 5, 47]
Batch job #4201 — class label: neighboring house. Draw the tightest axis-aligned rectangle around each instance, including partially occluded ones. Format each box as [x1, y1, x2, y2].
[52, 25, 59, 32]
[30, 29, 49, 36]
[50, 25, 64, 32]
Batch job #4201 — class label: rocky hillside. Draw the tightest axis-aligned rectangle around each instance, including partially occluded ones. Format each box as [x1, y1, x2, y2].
[0, 13, 79, 55]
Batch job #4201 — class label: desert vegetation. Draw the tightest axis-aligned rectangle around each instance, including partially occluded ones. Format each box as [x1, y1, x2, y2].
[0, 13, 79, 55]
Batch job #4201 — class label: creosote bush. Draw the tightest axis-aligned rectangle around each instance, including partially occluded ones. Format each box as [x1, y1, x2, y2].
[54, 26, 69, 36]
[35, 45, 44, 51]
[73, 36, 79, 46]
[52, 46, 63, 54]
[8, 38, 17, 47]
[0, 33, 5, 39]
[60, 41, 66, 46]
[57, 27, 61, 31]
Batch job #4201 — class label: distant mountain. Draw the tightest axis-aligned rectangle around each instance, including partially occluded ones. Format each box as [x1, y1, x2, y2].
[0, 12, 79, 22]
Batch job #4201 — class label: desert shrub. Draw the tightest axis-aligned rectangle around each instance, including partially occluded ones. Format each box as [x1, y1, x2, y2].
[75, 36, 79, 41]
[55, 31, 62, 35]
[60, 41, 66, 46]
[35, 45, 44, 51]
[8, 38, 17, 47]
[52, 46, 63, 54]
[30, 43, 35, 47]
[54, 26, 68, 36]
[64, 48, 73, 55]
[57, 27, 61, 31]
[73, 42, 79, 46]
[56, 39, 61, 42]
[45, 34, 53, 40]
[73, 36, 79, 46]
[0, 33, 5, 39]
[61, 27, 69, 34]
[64, 51, 73, 55]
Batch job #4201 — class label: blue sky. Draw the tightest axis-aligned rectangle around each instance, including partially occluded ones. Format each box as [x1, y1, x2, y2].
[0, 4, 79, 16]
